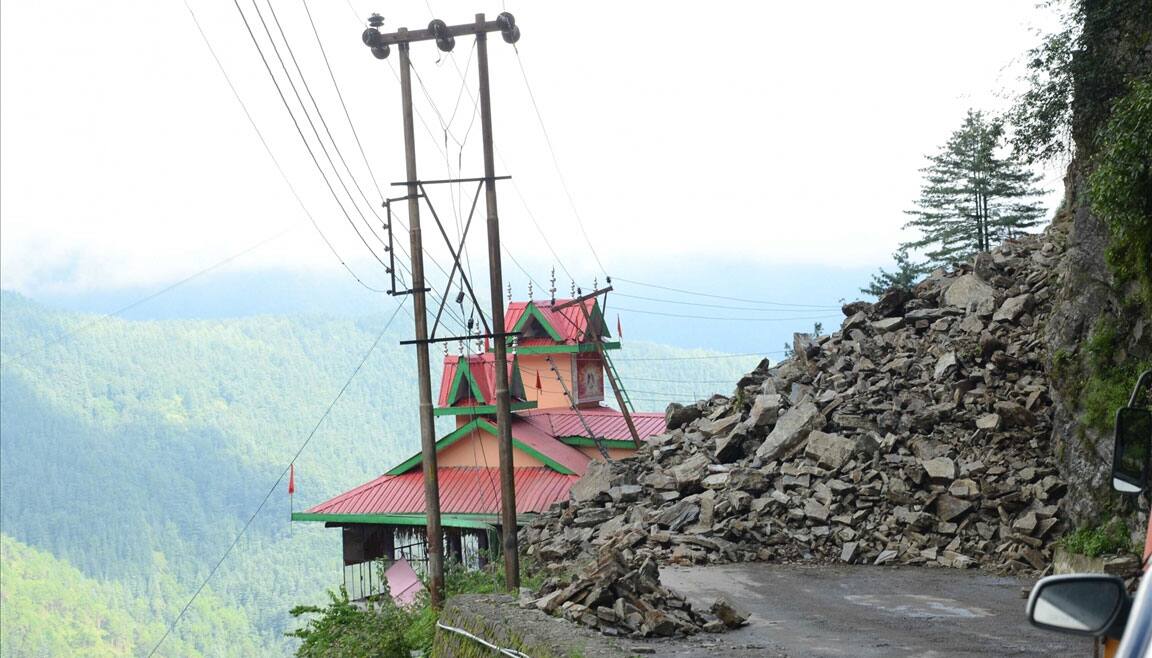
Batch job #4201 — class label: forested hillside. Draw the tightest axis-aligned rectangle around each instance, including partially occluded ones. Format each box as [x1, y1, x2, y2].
[0, 291, 760, 655]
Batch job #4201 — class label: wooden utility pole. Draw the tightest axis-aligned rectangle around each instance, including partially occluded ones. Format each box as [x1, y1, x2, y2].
[397, 31, 445, 608]
[362, 11, 523, 594]
[475, 13, 521, 589]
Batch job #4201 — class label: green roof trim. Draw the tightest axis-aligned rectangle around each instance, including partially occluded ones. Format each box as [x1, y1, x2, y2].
[291, 512, 501, 530]
[516, 341, 620, 355]
[512, 303, 564, 342]
[433, 400, 538, 417]
[470, 420, 577, 475]
[558, 437, 637, 449]
[384, 417, 578, 476]
[445, 359, 485, 405]
[386, 419, 484, 475]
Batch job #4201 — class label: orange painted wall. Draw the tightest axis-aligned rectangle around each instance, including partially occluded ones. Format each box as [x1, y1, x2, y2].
[436, 428, 546, 468]
[517, 354, 574, 411]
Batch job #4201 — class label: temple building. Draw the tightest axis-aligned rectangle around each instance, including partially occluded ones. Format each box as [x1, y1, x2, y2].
[292, 296, 665, 595]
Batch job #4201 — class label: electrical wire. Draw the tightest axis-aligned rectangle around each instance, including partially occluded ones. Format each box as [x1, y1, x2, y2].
[252, 0, 391, 264]
[300, 0, 387, 205]
[185, 0, 388, 295]
[147, 297, 408, 656]
[0, 227, 295, 369]
[234, 0, 391, 273]
[613, 306, 842, 322]
[612, 277, 843, 309]
[512, 45, 608, 277]
[612, 352, 774, 362]
[613, 291, 841, 313]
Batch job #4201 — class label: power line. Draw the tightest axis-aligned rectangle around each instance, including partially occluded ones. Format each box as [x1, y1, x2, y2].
[612, 352, 774, 362]
[184, 0, 389, 295]
[512, 46, 608, 277]
[623, 376, 742, 385]
[0, 227, 294, 369]
[147, 297, 408, 656]
[614, 306, 842, 322]
[613, 291, 841, 313]
[613, 276, 843, 309]
[249, 0, 391, 267]
[300, 0, 386, 204]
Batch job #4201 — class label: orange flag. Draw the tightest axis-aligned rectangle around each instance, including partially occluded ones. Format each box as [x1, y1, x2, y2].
[288, 463, 296, 495]
[617, 314, 622, 339]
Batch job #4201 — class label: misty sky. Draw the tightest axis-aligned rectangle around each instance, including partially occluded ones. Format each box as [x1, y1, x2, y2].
[1, 0, 1065, 299]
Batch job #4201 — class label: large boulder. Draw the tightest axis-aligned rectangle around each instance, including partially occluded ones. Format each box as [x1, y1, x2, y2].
[569, 460, 616, 504]
[755, 399, 824, 462]
[665, 403, 702, 430]
[804, 431, 857, 470]
[942, 275, 995, 314]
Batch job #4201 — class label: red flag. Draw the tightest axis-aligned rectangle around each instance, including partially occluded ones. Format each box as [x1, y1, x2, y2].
[484, 336, 491, 352]
[288, 463, 296, 495]
[535, 370, 542, 391]
[617, 314, 622, 339]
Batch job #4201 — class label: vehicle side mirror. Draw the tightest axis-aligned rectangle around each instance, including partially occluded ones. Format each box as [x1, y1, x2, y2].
[1113, 407, 1152, 494]
[1027, 575, 1128, 637]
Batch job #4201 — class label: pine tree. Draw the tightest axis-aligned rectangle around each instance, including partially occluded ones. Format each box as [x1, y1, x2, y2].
[861, 247, 925, 297]
[902, 110, 1047, 268]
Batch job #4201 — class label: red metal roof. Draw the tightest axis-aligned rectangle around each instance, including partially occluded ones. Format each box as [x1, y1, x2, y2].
[519, 406, 666, 441]
[305, 467, 577, 516]
[507, 417, 591, 475]
[505, 299, 608, 345]
[437, 353, 524, 407]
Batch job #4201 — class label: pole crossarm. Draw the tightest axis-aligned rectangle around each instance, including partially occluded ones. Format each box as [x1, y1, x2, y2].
[400, 331, 521, 346]
[552, 286, 614, 310]
[371, 20, 505, 46]
[390, 175, 511, 187]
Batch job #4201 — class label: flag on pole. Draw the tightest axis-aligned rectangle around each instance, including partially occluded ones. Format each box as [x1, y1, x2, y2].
[288, 463, 296, 495]
[484, 336, 490, 352]
[535, 370, 542, 391]
[617, 314, 622, 340]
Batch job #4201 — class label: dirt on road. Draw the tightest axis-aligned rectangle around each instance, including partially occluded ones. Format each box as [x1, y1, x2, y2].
[659, 563, 1089, 657]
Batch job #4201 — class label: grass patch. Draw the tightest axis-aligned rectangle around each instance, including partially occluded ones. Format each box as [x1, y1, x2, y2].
[1060, 518, 1135, 557]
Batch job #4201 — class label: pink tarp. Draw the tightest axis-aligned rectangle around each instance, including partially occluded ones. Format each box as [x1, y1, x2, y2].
[384, 558, 425, 606]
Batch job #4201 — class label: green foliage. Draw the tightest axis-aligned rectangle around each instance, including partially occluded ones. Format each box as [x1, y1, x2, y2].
[1078, 317, 1152, 433]
[288, 587, 424, 658]
[861, 247, 926, 297]
[1090, 76, 1152, 305]
[1009, 1, 1079, 163]
[1060, 517, 1134, 557]
[902, 110, 1048, 269]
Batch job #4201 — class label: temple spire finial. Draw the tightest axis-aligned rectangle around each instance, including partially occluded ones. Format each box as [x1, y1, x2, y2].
[527, 280, 533, 299]
[549, 268, 557, 305]
[570, 280, 576, 297]
[507, 283, 512, 303]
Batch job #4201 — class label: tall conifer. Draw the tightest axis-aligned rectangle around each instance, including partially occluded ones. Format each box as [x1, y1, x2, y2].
[902, 110, 1046, 268]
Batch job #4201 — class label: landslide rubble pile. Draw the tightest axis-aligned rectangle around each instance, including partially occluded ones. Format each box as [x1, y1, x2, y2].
[521, 234, 1066, 633]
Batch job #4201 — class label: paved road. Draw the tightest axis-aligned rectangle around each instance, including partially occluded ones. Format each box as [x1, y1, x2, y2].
[658, 563, 1091, 657]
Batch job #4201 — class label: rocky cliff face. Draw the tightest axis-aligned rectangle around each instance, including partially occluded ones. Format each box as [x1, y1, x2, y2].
[1042, 0, 1151, 524]
[519, 234, 1070, 637]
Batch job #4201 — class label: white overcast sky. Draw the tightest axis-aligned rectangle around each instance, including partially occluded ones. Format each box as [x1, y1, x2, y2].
[0, 0, 1065, 295]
